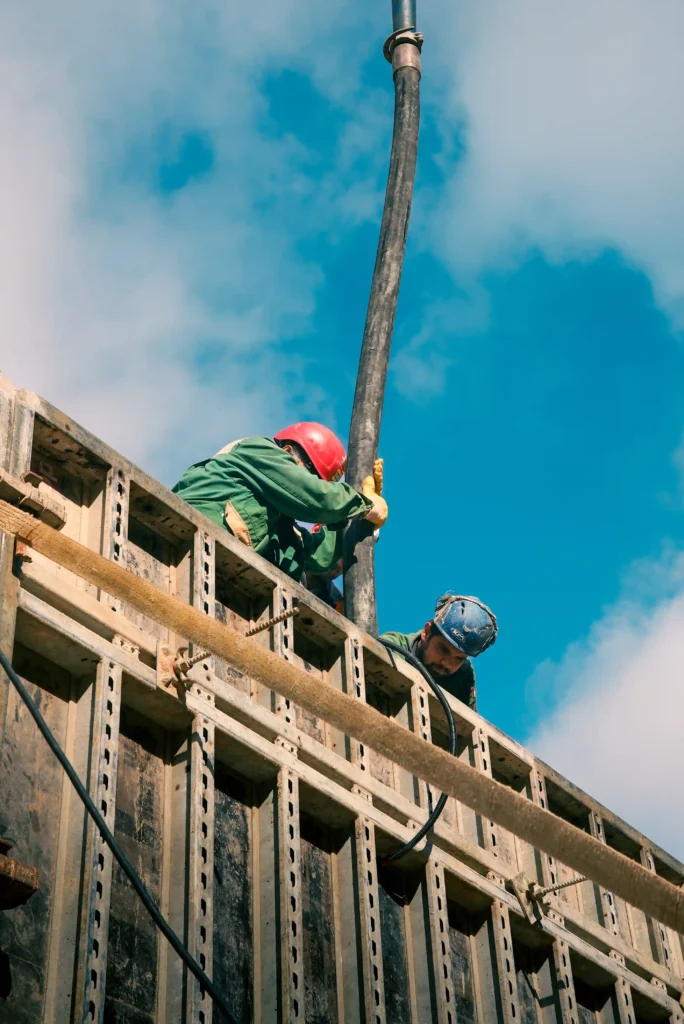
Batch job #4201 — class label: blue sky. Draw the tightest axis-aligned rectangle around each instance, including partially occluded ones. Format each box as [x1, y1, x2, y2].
[239, 50, 684, 745]
[3, 0, 684, 853]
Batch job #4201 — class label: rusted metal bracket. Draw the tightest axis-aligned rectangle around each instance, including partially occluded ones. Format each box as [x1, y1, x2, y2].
[0, 837, 40, 911]
[508, 870, 587, 925]
[0, 468, 66, 530]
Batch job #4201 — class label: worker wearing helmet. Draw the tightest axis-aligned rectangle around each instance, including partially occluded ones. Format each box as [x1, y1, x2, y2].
[380, 594, 497, 710]
[172, 422, 387, 583]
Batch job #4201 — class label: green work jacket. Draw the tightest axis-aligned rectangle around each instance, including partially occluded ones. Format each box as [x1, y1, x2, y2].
[172, 436, 372, 581]
[379, 630, 477, 710]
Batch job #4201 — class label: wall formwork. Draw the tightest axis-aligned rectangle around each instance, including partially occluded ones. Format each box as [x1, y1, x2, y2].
[0, 374, 682, 1024]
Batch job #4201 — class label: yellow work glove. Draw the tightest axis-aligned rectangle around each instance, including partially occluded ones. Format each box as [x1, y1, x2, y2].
[361, 458, 388, 528]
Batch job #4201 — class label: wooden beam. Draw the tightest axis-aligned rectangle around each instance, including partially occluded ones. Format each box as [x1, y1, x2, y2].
[2, 499, 684, 936]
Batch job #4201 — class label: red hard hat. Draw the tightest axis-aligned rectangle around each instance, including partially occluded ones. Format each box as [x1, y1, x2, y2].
[274, 422, 346, 482]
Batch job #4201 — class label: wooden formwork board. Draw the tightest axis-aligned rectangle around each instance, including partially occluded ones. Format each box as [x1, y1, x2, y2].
[0, 377, 682, 1024]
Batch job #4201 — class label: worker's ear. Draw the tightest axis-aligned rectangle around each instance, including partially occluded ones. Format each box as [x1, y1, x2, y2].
[421, 622, 432, 642]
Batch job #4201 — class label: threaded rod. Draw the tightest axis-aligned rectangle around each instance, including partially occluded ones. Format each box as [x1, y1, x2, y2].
[183, 606, 301, 669]
[537, 875, 587, 898]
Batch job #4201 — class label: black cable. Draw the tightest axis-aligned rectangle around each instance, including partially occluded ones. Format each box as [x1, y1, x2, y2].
[377, 638, 456, 865]
[0, 648, 240, 1024]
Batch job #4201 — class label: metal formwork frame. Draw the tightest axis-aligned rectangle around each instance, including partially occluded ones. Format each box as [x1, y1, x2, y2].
[0, 377, 682, 1024]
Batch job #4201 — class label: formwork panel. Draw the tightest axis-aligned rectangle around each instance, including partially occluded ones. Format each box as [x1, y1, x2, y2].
[290, 616, 347, 750]
[513, 942, 565, 1024]
[27, 418, 109, 597]
[469, 906, 510, 1024]
[378, 868, 412, 1024]
[0, 385, 684, 1024]
[213, 761, 255, 1024]
[0, 642, 92, 1023]
[299, 814, 339, 1024]
[630, 986, 672, 1024]
[448, 902, 479, 1024]
[124, 483, 193, 642]
[573, 979, 621, 1024]
[213, 543, 272, 698]
[105, 707, 167, 1024]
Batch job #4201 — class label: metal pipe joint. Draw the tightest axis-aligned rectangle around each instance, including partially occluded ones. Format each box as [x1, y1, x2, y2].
[386, 0, 421, 72]
[383, 29, 423, 72]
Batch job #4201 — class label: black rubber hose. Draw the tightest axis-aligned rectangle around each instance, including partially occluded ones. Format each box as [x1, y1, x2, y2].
[378, 638, 456, 865]
[344, 56, 421, 635]
[0, 648, 240, 1024]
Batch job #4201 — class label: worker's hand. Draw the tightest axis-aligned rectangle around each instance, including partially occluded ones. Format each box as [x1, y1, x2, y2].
[373, 458, 384, 495]
[362, 471, 388, 528]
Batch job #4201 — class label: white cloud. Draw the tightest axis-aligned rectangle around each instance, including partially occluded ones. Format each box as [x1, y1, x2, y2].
[0, 1, 385, 482]
[391, 290, 490, 398]
[423, 0, 684, 321]
[526, 547, 684, 858]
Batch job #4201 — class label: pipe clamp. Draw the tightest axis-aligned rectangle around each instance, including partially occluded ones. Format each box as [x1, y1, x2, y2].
[383, 28, 423, 66]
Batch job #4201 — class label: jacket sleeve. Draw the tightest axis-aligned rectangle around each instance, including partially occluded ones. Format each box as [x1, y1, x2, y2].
[377, 631, 411, 653]
[298, 524, 346, 576]
[461, 661, 477, 710]
[233, 439, 372, 524]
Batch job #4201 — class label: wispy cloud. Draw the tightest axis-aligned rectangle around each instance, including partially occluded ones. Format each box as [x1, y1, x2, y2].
[424, 0, 684, 322]
[391, 290, 490, 398]
[0, 1, 384, 482]
[526, 546, 684, 857]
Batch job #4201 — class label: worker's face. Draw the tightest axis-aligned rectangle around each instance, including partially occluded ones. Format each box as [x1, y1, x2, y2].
[416, 622, 467, 677]
[282, 444, 317, 476]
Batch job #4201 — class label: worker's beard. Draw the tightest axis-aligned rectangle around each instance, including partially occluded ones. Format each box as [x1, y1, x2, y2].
[415, 638, 450, 677]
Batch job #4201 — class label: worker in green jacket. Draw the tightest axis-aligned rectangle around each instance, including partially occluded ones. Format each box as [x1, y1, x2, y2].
[172, 422, 387, 584]
[380, 594, 498, 710]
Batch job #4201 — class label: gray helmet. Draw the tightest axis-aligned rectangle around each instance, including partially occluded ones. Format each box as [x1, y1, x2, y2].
[433, 593, 498, 658]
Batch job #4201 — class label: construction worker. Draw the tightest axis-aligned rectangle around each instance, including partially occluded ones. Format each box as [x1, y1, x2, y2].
[172, 423, 387, 584]
[380, 594, 498, 710]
